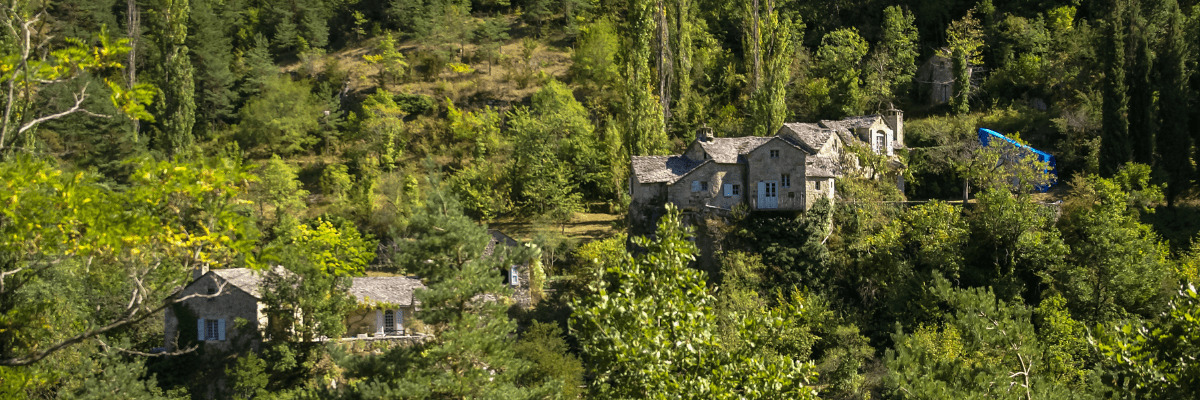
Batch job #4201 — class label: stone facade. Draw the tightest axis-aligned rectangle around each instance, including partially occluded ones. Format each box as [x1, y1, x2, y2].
[164, 268, 428, 352]
[630, 112, 905, 221]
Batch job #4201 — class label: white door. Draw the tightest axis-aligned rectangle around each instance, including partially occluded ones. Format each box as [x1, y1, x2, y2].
[757, 181, 778, 209]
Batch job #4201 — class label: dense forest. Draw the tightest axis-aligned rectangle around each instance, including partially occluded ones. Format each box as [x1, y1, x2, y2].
[3, 0, 1200, 398]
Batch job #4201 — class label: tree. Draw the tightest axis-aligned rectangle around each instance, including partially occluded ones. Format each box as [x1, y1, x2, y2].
[474, 17, 509, 74]
[252, 155, 309, 232]
[623, 0, 668, 156]
[0, 8, 152, 156]
[0, 157, 259, 366]
[235, 76, 324, 156]
[1050, 164, 1169, 323]
[1125, 1, 1155, 165]
[151, 0, 196, 155]
[886, 277, 1078, 400]
[816, 28, 868, 118]
[865, 5, 919, 109]
[1093, 283, 1200, 398]
[346, 181, 551, 398]
[571, 205, 820, 399]
[1156, 0, 1191, 205]
[363, 32, 408, 87]
[262, 218, 373, 342]
[188, 0, 237, 134]
[946, 9, 983, 115]
[1101, 0, 1131, 175]
[747, 6, 795, 137]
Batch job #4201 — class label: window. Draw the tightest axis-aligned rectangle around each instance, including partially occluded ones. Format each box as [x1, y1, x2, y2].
[769, 149, 780, 158]
[199, 318, 224, 341]
[732, 184, 740, 195]
[692, 180, 708, 192]
[384, 310, 396, 335]
[206, 286, 217, 296]
[701, 181, 708, 191]
[815, 180, 823, 190]
[875, 135, 885, 153]
[782, 174, 791, 188]
[510, 266, 521, 287]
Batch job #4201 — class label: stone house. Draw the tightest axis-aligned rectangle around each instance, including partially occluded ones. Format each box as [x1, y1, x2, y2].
[485, 229, 537, 308]
[164, 267, 426, 351]
[629, 111, 904, 221]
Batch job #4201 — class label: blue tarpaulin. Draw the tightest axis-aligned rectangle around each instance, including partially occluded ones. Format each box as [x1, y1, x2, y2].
[977, 128, 1057, 192]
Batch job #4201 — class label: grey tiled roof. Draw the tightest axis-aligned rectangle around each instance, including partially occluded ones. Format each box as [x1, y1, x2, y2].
[349, 276, 426, 306]
[210, 267, 290, 298]
[779, 123, 834, 152]
[806, 156, 844, 178]
[483, 229, 520, 258]
[698, 137, 774, 163]
[631, 155, 707, 184]
[820, 115, 881, 132]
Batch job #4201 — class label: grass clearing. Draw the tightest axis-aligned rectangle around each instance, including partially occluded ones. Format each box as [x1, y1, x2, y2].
[489, 212, 622, 243]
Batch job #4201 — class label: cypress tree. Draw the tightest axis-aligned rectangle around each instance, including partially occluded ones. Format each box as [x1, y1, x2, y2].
[1126, 0, 1155, 165]
[1101, 0, 1132, 175]
[1158, 0, 1192, 205]
[623, 0, 668, 156]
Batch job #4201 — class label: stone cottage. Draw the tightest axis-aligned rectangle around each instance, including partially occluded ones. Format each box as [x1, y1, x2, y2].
[344, 276, 426, 338]
[484, 229, 538, 308]
[629, 111, 904, 222]
[164, 267, 426, 351]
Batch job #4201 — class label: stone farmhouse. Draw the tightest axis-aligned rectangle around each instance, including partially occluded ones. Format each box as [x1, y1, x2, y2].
[630, 110, 904, 222]
[164, 267, 426, 352]
[485, 229, 537, 308]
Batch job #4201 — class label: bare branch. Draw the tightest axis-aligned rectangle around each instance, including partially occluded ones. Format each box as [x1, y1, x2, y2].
[17, 82, 109, 135]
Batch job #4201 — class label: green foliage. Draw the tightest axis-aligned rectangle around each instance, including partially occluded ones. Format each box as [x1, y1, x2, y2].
[865, 5, 919, 108]
[356, 89, 407, 168]
[235, 76, 324, 156]
[320, 162, 354, 202]
[816, 28, 868, 117]
[226, 352, 270, 400]
[253, 155, 309, 231]
[151, 0, 197, 155]
[1093, 283, 1200, 398]
[1051, 166, 1169, 323]
[363, 32, 408, 86]
[571, 205, 819, 399]
[514, 321, 585, 399]
[946, 9, 984, 115]
[622, 0, 668, 156]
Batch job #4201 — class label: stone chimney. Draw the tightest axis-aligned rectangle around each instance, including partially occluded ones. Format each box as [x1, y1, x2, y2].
[696, 125, 714, 143]
[884, 106, 904, 147]
[191, 265, 209, 282]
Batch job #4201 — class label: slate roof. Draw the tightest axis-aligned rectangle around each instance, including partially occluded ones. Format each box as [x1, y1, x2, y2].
[698, 137, 775, 163]
[820, 115, 881, 132]
[349, 276, 426, 306]
[806, 156, 843, 178]
[779, 123, 834, 152]
[209, 267, 290, 298]
[484, 229, 521, 259]
[631, 155, 707, 184]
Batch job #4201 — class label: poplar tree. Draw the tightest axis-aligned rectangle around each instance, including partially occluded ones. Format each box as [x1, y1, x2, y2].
[748, 9, 794, 137]
[154, 0, 196, 155]
[623, 0, 668, 155]
[946, 10, 983, 115]
[1157, 0, 1191, 205]
[670, 0, 696, 134]
[1101, 0, 1132, 175]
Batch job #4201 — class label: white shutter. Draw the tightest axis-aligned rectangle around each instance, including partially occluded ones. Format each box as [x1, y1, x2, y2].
[375, 310, 384, 335]
[217, 319, 226, 341]
[197, 318, 206, 341]
[691, 181, 701, 192]
[396, 309, 404, 334]
[510, 266, 520, 287]
[393, 309, 402, 333]
[723, 184, 732, 197]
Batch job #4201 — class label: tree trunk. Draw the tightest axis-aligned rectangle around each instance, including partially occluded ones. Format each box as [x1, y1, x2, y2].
[128, 0, 140, 142]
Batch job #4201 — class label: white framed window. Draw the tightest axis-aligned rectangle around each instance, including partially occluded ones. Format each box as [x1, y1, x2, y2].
[769, 149, 780, 158]
[384, 310, 396, 335]
[510, 266, 520, 287]
[782, 174, 791, 188]
[198, 318, 225, 341]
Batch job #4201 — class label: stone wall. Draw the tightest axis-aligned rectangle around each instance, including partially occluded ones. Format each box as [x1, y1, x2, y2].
[665, 162, 747, 211]
[746, 139, 809, 211]
[164, 273, 264, 352]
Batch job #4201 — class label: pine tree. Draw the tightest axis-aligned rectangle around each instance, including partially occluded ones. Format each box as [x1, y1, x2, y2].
[1101, 0, 1132, 175]
[188, 0, 236, 134]
[623, 0, 668, 155]
[240, 33, 276, 97]
[1157, 0, 1191, 205]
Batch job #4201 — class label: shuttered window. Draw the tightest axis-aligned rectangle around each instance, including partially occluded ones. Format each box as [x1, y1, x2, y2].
[723, 184, 732, 197]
